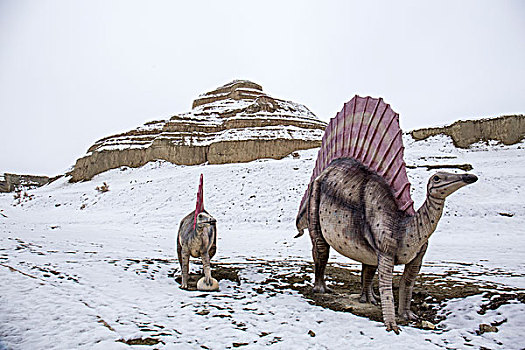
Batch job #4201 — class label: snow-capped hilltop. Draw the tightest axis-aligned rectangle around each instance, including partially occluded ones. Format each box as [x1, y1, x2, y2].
[70, 80, 326, 182]
[190, 80, 318, 122]
[192, 80, 266, 109]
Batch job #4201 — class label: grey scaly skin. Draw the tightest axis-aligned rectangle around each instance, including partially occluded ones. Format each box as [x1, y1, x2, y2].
[177, 211, 217, 289]
[296, 158, 477, 333]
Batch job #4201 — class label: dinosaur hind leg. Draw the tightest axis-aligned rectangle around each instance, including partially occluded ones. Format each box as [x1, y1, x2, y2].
[310, 230, 331, 293]
[308, 178, 331, 293]
[359, 264, 378, 304]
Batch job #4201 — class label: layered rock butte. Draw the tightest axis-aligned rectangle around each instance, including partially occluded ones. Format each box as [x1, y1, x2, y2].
[70, 80, 326, 182]
[410, 114, 524, 148]
[0, 173, 51, 193]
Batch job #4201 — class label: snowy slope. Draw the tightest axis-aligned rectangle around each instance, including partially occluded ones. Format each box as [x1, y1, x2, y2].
[0, 135, 524, 349]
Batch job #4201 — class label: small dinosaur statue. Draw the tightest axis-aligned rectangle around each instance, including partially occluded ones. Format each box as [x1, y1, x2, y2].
[296, 96, 477, 333]
[177, 174, 218, 291]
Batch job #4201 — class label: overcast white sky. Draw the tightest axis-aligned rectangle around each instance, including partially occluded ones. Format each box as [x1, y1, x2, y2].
[1, 0, 524, 176]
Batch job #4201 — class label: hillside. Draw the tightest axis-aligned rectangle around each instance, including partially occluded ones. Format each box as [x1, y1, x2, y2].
[0, 134, 524, 349]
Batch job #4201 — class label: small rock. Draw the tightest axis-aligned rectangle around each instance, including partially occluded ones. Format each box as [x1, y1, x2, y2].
[420, 320, 436, 330]
[308, 330, 316, 337]
[197, 277, 219, 291]
[478, 323, 498, 334]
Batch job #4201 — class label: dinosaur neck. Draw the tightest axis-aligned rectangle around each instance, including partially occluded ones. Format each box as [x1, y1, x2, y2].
[401, 191, 445, 257]
[195, 226, 204, 236]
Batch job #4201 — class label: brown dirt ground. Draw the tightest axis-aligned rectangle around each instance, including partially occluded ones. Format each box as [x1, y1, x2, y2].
[173, 261, 524, 331]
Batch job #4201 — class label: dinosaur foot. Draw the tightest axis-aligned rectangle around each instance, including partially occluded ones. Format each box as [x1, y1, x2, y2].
[312, 284, 332, 294]
[385, 322, 400, 335]
[399, 310, 419, 321]
[359, 291, 378, 305]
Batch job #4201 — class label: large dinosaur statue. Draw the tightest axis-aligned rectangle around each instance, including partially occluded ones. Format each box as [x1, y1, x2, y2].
[296, 96, 477, 333]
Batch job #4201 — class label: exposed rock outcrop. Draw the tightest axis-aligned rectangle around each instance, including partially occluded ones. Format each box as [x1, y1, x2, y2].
[70, 80, 326, 181]
[0, 173, 50, 193]
[410, 115, 524, 148]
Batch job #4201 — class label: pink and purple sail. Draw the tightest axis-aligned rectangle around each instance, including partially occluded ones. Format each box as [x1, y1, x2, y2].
[300, 96, 415, 216]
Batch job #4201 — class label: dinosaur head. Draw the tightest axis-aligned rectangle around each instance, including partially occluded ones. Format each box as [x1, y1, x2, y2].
[195, 211, 217, 235]
[427, 171, 478, 199]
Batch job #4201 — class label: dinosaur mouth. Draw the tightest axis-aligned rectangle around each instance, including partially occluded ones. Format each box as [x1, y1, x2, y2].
[462, 174, 478, 184]
[433, 175, 478, 189]
[200, 219, 217, 225]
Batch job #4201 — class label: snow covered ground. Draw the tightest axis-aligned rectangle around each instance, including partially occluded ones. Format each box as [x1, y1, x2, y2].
[1, 135, 524, 349]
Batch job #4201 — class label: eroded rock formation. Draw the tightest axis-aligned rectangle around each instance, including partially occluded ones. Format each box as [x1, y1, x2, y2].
[70, 80, 326, 181]
[410, 115, 524, 148]
[0, 173, 50, 193]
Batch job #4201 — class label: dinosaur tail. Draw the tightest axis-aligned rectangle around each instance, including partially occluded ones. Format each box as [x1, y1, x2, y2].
[299, 95, 415, 216]
[193, 174, 204, 229]
[295, 193, 309, 238]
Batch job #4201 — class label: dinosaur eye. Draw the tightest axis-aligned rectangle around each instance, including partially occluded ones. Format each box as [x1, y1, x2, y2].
[433, 176, 440, 182]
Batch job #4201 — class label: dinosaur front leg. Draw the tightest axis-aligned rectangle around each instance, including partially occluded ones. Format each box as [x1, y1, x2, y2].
[398, 243, 427, 321]
[201, 252, 212, 286]
[378, 254, 399, 334]
[359, 264, 378, 304]
[177, 238, 183, 271]
[180, 251, 190, 290]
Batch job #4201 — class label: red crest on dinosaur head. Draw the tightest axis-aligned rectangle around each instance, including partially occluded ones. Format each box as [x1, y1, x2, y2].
[193, 174, 204, 229]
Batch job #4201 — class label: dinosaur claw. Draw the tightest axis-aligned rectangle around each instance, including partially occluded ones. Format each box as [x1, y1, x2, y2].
[386, 323, 400, 334]
[359, 291, 378, 305]
[312, 284, 332, 294]
[358, 294, 371, 304]
[399, 310, 419, 321]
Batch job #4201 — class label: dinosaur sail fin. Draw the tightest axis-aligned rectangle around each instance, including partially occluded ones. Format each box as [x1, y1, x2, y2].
[193, 174, 204, 229]
[300, 96, 415, 215]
